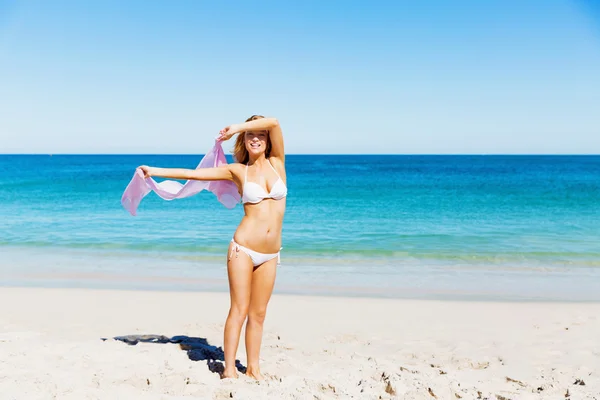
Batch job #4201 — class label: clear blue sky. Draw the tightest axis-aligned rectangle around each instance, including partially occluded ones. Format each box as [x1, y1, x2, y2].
[1, 0, 599, 154]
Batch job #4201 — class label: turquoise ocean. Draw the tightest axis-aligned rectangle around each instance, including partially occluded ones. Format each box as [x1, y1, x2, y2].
[1, 154, 599, 301]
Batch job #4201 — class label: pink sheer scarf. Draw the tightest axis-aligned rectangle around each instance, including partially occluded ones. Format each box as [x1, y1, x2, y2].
[121, 139, 240, 216]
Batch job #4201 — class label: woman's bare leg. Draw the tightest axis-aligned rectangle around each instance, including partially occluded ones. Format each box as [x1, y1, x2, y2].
[245, 257, 277, 380]
[222, 243, 253, 379]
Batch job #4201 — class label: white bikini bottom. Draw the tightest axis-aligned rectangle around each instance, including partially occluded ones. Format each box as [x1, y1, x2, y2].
[230, 239, 281, 267]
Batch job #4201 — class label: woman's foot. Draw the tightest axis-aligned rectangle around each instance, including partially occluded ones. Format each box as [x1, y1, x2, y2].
[245, 367, 264, 380]
[221, 369, 239, 379]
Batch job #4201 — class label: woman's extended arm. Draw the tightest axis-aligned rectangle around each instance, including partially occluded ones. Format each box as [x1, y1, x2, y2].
[139, 165, 234, 181]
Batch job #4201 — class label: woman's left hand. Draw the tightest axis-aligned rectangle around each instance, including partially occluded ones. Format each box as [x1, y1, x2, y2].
[218, 124, 241, 141]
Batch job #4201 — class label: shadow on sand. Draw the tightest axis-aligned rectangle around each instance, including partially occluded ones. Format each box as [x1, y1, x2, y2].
[101, 334, 246, 376]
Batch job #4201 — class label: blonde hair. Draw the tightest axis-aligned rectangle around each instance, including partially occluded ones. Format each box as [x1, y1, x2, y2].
[232, 115, 272, 164]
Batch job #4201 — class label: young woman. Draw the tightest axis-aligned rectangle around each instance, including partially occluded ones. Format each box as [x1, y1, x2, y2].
[138, 115, 286, 380]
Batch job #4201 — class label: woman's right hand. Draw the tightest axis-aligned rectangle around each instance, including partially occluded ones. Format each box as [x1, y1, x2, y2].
[138, 165, 153, 178]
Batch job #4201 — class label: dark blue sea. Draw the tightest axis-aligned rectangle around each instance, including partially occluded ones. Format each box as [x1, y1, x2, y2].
[1, 154, 599, 300]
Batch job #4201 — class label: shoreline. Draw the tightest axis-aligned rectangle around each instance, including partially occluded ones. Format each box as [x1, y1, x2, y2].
[3, 276, 600, 303]
[1, 287, 599, 399]
[3, 246, 600, 303]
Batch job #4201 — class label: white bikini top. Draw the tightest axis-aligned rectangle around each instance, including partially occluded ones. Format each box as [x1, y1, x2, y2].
[242, 159, 287, 204]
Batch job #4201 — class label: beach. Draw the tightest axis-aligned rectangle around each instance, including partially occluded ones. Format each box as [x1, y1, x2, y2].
[1, 287, 598, 399]
[1, 155, 599, 399]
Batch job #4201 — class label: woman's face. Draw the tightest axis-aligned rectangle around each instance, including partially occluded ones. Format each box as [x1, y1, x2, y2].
[245, 130, 269, 156]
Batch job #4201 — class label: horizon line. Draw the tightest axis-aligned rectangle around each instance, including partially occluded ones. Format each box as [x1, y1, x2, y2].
[1, 153, 599, 157]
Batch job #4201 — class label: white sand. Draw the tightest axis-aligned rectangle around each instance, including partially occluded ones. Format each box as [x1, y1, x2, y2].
[0, 287, 598, 399]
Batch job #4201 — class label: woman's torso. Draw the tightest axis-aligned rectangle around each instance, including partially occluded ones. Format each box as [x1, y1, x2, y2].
[231, 158, 287, 253]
